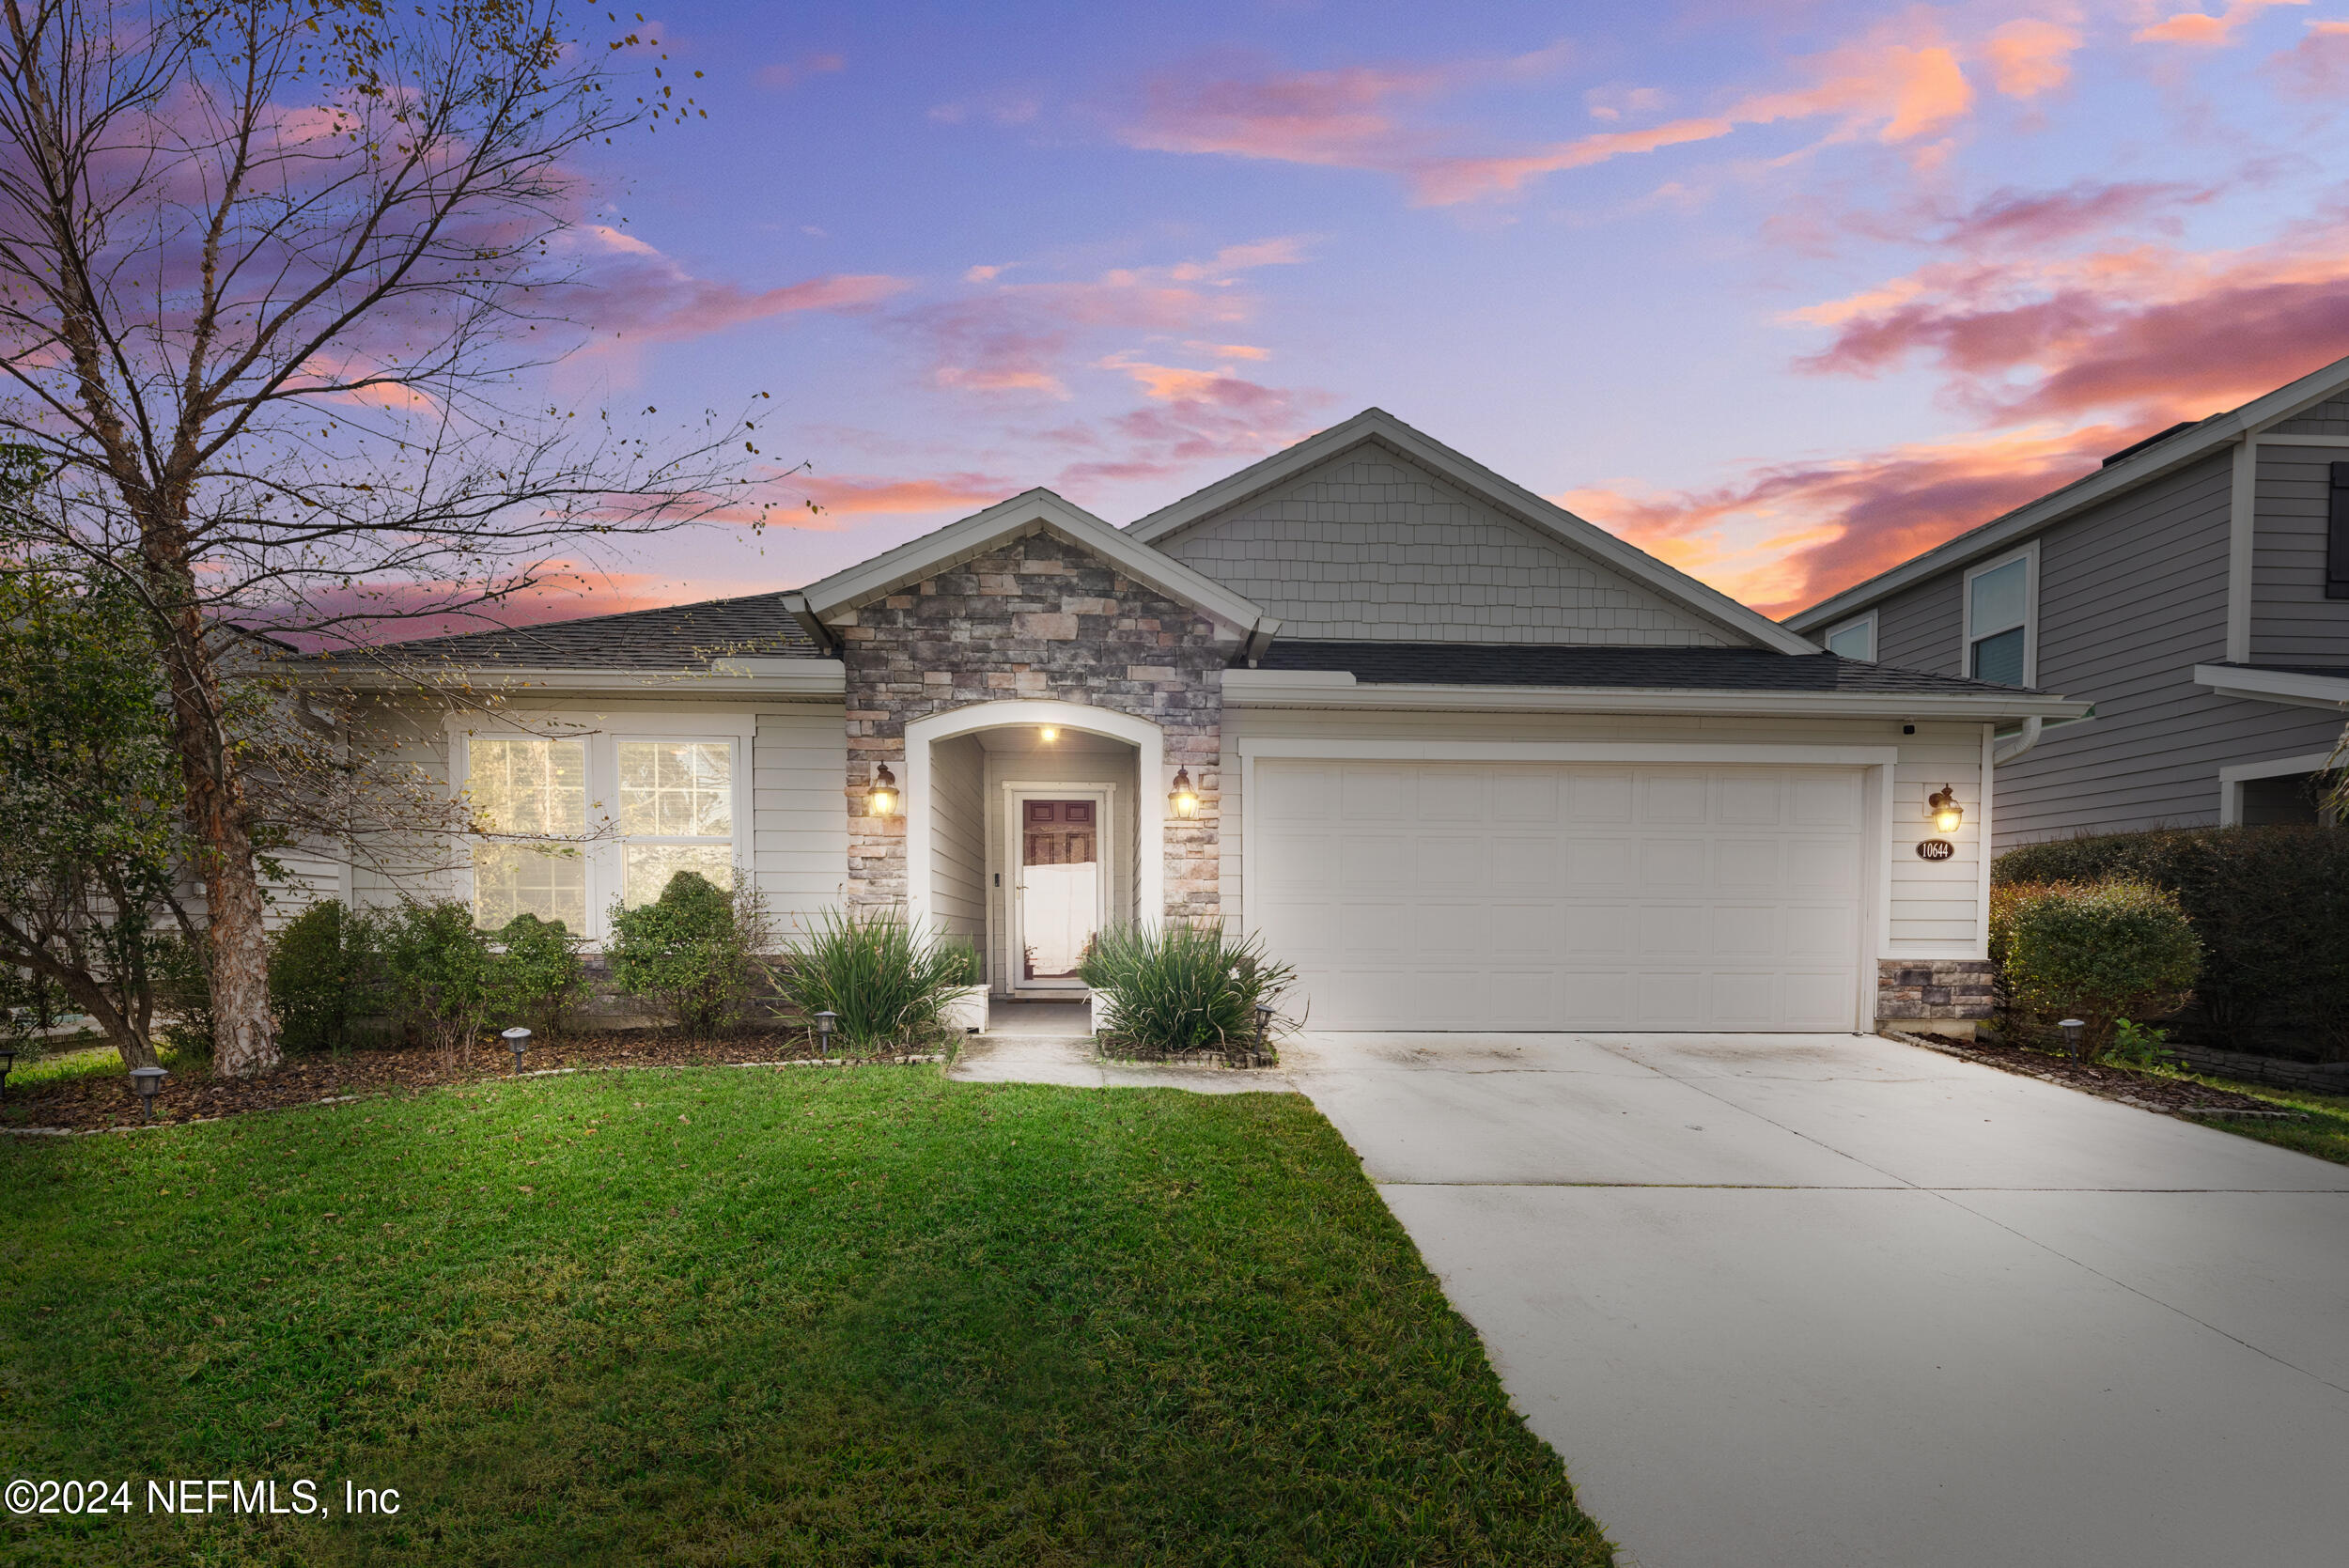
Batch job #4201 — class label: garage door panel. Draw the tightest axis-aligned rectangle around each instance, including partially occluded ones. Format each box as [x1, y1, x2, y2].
[1253, 760, 1866, 1032]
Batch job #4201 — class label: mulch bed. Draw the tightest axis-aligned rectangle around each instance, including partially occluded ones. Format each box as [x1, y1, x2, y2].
[0, 1031, 928, 1133]
[1891, 1031, 2306, 1119]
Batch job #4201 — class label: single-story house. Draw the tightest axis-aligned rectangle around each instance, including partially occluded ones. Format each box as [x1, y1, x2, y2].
[1786, 354, 2349, 846]
[341, 410, 2088, 1035]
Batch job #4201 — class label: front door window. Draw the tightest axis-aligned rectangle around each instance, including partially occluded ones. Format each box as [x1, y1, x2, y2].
[1020, 799, 1098, 981]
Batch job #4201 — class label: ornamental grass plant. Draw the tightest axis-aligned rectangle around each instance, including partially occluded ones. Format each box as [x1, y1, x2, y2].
[1079, 920, 1295, 1063]
[770, 907, 971, 1056]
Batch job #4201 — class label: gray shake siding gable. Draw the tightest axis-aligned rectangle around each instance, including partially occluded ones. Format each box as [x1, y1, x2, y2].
[1155, 448, 1734, 646]
[2251, 443, 2349, 660]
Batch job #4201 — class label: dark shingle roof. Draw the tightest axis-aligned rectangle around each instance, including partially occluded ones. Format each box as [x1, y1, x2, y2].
[378, 593, 821, 670]
[1258, 640, 2046, 696]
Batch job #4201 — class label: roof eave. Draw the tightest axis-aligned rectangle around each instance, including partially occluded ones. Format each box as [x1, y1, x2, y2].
[796, 488, 1266, 634]
[294, 660, 848, 698]
[1221, 667, 2088, 722]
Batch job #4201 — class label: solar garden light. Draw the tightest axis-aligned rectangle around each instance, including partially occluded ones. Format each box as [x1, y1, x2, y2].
[2059, 1018, 2087, 1052]
[502, 1026, 533, 1075]
[813, 1010, 837, 1048]
[129, 1064, 167, 1123]
[1253, 1001, 1274, 1051]
[0, 1046, 14, 1102]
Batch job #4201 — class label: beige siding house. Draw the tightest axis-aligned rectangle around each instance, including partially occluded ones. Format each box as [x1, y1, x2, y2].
[342, 409, 2086, 1036]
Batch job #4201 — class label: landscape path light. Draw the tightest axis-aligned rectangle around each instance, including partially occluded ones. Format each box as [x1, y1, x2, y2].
[1253, 1001, 1274, 1051]
[813, 1010, 837, 1048]
[0, 1045, 14, 1102]
[2059, 1018, 2087, 1052]
[129, 1064, 167, 1123]
[502, 1026, 533, 1075]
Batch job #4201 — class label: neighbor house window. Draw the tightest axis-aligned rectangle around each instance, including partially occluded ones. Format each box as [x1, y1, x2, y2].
[469, 737, 588, 929]
[618, 739, 736, 907]
[1964, 548, 2035, 688]
[1824, 613, 1875, 661]
[456, 721, 749, 940]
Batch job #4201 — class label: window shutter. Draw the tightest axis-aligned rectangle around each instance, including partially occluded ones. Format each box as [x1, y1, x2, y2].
[2330, 462, 2349, 600]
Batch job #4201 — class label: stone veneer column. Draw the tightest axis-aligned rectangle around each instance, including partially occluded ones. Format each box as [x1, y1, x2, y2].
[837, 530, 1235, 923]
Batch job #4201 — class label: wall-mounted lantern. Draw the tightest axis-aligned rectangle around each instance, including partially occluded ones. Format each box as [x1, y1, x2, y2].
[1168, 766, 1199, 818]
[129, 1064, 167, 1123]
[1927, 785, 1964, 834]
[502, 1026, 533, 1076]
[868, 762, 899, 817]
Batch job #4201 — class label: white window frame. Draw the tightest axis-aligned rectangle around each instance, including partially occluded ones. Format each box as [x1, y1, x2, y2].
[2217, 751, 2342, 826]
[1960, 541, 2039, 689]
[1823, 610, 1877, 662]
[446, 710, 755, 945]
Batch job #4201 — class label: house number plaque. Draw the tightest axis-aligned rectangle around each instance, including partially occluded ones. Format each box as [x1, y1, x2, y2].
[1916, 839, 1955, 861]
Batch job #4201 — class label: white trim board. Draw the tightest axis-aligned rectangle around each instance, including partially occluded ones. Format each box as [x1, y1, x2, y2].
[903, 700, 1165, 938]
[1220, 668, 2089, 722]
[2192, 664, 2349, 711]
[2217, 751, 2343, 826]
[1125, 407, 1820, 657]
[792, 488, 1269, 635]
[2229, 437, 2258, 663]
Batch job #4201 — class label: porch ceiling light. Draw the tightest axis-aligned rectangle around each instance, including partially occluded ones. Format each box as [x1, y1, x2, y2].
[1927, 785, 1963, 834]
[1169, 766, 1199, 818]
[1039, 725, 1058, 743]
[869, 762, 899, 817]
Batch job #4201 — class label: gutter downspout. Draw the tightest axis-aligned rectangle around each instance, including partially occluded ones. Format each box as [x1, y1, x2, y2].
[1992, 715, 2044, 765]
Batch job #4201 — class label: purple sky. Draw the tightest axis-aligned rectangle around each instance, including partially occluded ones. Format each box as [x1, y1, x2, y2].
[515, 0, 2349, 626]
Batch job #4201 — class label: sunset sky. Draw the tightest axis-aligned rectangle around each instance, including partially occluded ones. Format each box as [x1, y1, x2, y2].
[532, 0, 2349, 625]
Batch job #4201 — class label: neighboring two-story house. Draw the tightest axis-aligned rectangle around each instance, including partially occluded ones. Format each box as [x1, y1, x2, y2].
[1786, 357, 2349, 847]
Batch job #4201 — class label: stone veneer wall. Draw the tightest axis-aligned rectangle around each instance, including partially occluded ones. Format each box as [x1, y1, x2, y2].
[837, 529, 1238, 921]
[1876, 959, 1995, 1023]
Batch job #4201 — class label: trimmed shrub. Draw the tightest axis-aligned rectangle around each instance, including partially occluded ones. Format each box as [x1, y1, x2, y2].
[1995, 826, 2349, 1056]
[1993, 880, 2201, 1060]
[607, 870, 766, 1038]
[770, 908, 970, 1055]
[381, 900, 494, 1060]
[1078, 921, 1296, 1062]
[269, 900, 381, 1052]
[490, 912, 586, 1039]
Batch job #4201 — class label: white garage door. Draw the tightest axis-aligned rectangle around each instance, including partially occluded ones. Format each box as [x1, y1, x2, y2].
[1250, 760, 1868, 1031]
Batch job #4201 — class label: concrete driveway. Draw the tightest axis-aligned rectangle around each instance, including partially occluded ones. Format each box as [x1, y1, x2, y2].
[1279, 1032, 2349, 1568]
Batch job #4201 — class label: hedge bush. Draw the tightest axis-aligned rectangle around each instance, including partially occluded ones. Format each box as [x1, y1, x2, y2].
[490, 912, 586, 1039]
[607, 870, 768, 1038]
[1991, 880, 2201, 1060]
[1994, 826, 2349, 1056]
[380, 900, 494, 1060]
[269, 900, 383, 1052]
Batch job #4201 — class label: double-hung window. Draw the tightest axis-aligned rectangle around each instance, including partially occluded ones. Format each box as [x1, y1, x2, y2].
[456, 719, 749, 940]
[1963, 547, 2036, 688]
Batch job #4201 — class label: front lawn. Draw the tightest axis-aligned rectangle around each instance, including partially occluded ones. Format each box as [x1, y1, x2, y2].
[0, 1067, 1610, 1566]
[2179, 1075, 2349, 1166]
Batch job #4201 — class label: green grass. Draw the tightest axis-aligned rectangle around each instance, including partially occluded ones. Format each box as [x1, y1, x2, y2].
[0, 1067, 1609, 1566]
[2177, 1074, 2349, 1165]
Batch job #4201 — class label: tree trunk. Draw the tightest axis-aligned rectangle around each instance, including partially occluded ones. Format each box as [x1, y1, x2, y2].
[151, 571, 280, 1079]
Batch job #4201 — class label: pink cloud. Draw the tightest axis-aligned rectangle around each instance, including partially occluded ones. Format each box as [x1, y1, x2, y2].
[757, 52, 845, 89]
[2264, 18, 2349, 96]
[573, 231, 907, 346]
[2136, 0, 2306, 46]
[1562, 426, 2116, 616]
[1984, 19, 2081, 97]
[793, 470, 1017, 516]
[1789, 214, 2349, 425]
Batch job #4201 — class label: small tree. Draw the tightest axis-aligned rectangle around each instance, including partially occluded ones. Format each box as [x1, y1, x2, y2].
[0, 550, 191, 1069]
[381, 900, 492, 1062]
[1995, 881, 2201, 1061]
[607, 871, 766, 1038]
